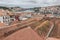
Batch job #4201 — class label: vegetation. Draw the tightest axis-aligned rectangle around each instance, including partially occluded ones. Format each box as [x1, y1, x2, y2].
[36, 20, 50, 36]
[0, 6, 12, 11]
[33, 7, 40, 13]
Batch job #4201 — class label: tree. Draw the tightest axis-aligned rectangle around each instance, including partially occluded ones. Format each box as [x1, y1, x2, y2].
[34, 7, 40, 13]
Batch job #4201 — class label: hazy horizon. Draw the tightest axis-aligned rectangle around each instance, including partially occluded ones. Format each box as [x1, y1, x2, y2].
[0, 0, 60, 8]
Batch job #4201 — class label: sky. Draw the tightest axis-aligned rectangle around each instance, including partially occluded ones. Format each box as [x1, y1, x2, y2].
[0, 0, 60, 8]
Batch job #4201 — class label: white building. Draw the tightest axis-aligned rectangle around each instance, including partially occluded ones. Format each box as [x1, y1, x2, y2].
[0, 9, 15, 25]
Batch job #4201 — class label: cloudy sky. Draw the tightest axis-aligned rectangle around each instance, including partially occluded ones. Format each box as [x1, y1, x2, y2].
[0, 0, 60, 8]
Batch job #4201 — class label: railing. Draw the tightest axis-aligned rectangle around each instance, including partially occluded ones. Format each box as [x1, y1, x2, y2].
[45, 22, 55, 40]
[46, 24, 54, 38]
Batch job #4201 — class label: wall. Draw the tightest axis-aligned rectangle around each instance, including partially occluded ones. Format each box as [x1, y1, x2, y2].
[0, 16, 3, 23]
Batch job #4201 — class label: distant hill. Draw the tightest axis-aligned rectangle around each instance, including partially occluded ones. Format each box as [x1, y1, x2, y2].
[0, 6, 9, 9]
[0, 6, 21, 11]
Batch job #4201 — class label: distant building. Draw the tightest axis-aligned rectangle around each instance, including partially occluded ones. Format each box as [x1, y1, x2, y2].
[0, 9, 15, 25]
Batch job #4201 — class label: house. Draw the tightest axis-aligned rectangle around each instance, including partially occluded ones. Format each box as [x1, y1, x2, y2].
[14, 12, 33, 21]
[5, 10, 15, 22]
[0, 9, 9, 24]
[0, 9, 15, 25]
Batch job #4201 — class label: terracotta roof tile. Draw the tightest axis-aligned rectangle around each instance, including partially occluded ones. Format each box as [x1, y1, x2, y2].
[0, 22, 6, 27]
[4, 27, 44, 40]
[0, 10, 5, 16]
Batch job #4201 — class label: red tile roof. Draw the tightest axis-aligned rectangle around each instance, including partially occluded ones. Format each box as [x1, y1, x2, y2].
[0, 10, 5, 16]
[4, 27, 44, 40]
[0, 22, 6, 27]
